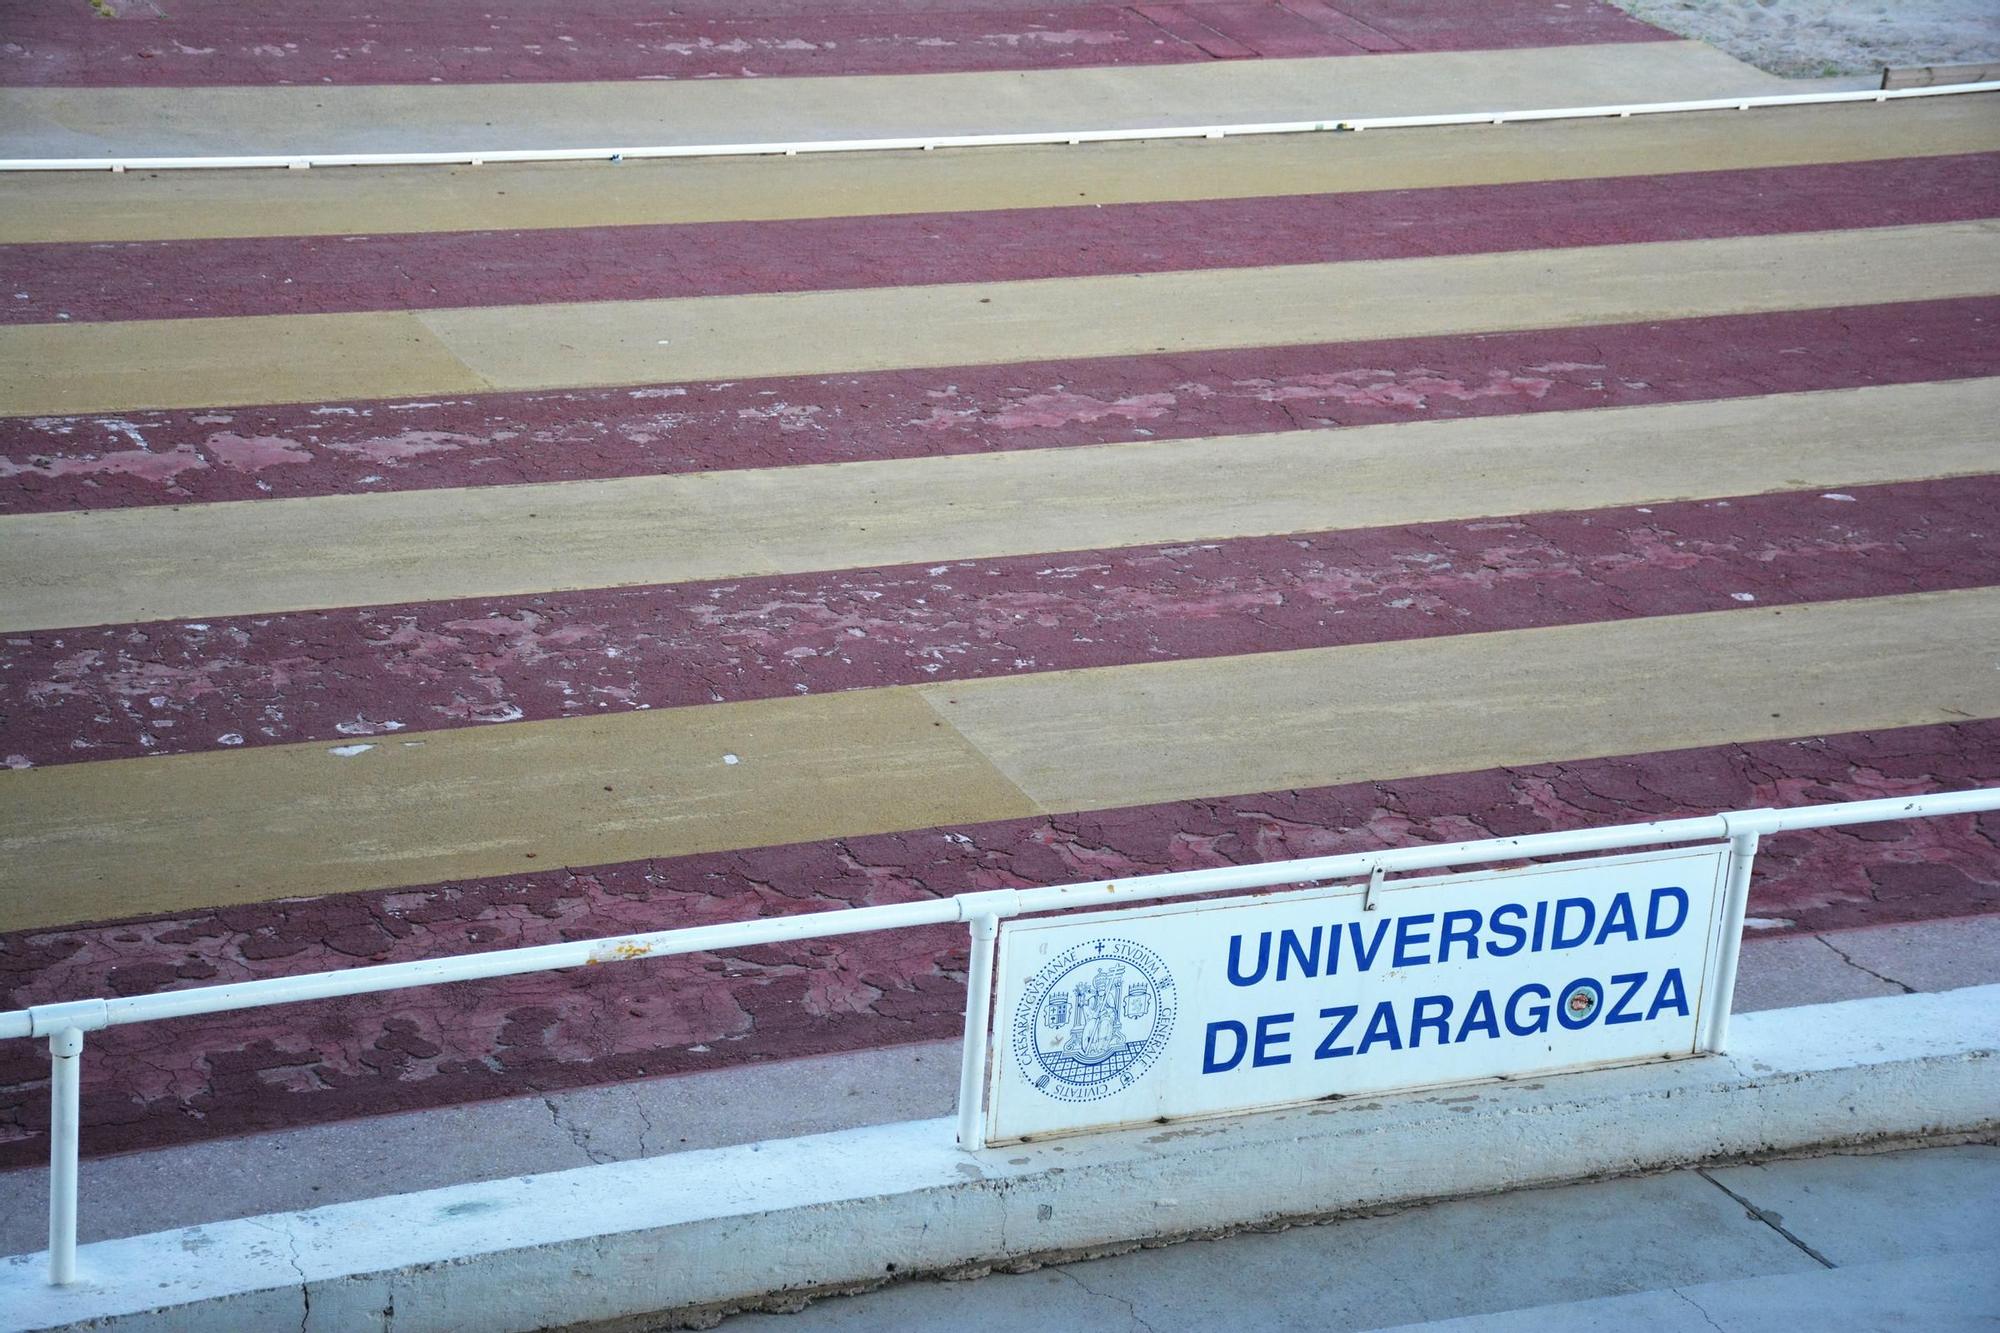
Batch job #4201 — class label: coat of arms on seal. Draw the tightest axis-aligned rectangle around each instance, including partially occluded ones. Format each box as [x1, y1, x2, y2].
[1011, 938, 1176, 1102]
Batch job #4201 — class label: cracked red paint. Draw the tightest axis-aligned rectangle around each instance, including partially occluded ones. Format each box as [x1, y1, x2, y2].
[9, 156, 1994, 325]
[921, 388, 1181, 431]
[0, 441, 208, 485]
[3, 299, 1994, 513]
[5, 478, 1993, 767]
[1230, 368, 1557, 407]
[0, 722, 1992, 1162]
[199, 433, 314, 472]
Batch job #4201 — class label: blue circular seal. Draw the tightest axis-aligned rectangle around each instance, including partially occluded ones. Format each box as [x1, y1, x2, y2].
[1558, 978, 1603, 1030]
[1012, 938, 1176, 1102]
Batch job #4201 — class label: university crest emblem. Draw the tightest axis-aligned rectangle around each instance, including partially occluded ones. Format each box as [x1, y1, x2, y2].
[1011, 938, 1176, 1103]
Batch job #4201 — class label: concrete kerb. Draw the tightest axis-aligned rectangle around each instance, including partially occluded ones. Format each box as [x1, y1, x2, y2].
[3, 984, 1995, 1333]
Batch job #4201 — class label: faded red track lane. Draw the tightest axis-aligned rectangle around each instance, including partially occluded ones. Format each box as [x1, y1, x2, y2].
[4, 298, 1996, 513]
[2, 722, 1993, 1163]
[0, 0, 1667, 87]
[5, 478, 1996, 769]
[9, 156, 1996, 325]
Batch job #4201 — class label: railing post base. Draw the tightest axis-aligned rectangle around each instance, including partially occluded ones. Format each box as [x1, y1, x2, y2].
[1703, 832, 1761, 1054]
[956, 915, 1001, 1151]
[48, 1026, 83, 1287]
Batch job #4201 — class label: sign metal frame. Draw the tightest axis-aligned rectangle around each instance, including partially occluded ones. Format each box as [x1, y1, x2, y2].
[983, 844, 1734, 1144]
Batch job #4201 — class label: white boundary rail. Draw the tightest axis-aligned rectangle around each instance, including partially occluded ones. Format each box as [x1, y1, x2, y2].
[4, 786, 1998, 1285]
[1, 80, 1994, 173]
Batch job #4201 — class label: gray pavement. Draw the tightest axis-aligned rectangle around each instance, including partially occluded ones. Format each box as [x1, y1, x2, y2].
[0, 1039, 961, 1254]
[1399, 1252, 2000, 1332]
[1730, 912, 2000, 1013]
[720, 1145, 2000, 1331]
[0, 913, 1994, 1257]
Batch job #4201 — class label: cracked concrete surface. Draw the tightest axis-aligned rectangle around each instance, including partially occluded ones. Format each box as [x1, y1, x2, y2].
[1814, 934, 1916, 995]
[543, 1094, 614, 1167]
[1671, 1288, 1729, 1333]
[1692, 1169, 1835, 1269]
[1050, 1266, 1163, 1333]
[1729, 914, 2000, 1013]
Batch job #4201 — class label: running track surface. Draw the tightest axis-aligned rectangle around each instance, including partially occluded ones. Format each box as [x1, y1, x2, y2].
[2, 11, 1998, 1164]
[0, 0, 1670, 85]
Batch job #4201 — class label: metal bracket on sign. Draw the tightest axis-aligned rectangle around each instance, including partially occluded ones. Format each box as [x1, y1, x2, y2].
[1363, 862, 1387, 912]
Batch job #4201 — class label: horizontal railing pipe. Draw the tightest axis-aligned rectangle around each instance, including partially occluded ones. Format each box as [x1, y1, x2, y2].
[0, 81, 1991, 173]
[3, 788, 1996, 1044]
[1750, 786, 2000, 833]
[4, 895, 976, 1040]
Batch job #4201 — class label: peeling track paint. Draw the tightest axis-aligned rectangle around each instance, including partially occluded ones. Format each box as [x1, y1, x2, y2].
[3, 477, 1995, 768]
[3, 298, 1994, 513]
[8, 155, 1992, 325]
[0, 722, 1993, 1164]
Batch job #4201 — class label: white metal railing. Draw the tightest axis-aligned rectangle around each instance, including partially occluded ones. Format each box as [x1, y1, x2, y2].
[5, 786, 1997, 1285]
[0, 81, 1993, 173]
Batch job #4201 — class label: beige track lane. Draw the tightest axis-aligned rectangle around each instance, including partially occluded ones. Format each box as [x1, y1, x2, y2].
[3, 588, 1995, 931]
[921, 588, 2000, 814]
[6, 97, 1993, 244]
[2, 377, 1995, 633]
[4, 219, 1997, 417]
[0, 311, 489, 419]
[0, 688, 1041, 934]
[424, 222, 2000, 391]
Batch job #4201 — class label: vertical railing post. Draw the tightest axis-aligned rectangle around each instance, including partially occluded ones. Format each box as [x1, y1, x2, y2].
[956, 914, 1001, 1151]
[1703, 832, 1760, 1054]
[48, 1026, 83, 1286]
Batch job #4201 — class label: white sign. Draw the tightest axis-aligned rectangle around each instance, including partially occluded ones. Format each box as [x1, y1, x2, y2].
[985, 845, 1730, 1143]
